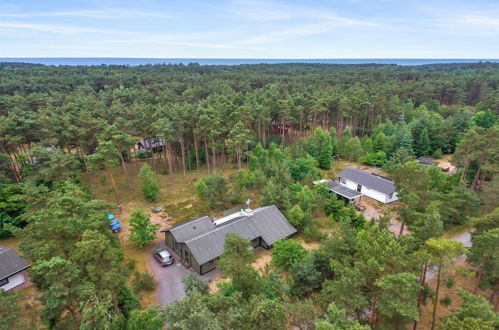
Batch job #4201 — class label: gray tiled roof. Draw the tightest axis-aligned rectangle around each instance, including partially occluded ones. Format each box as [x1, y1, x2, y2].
[166, 216, 215, 243]
[327, 181, 363, 199]
[337, 168, 396, 195]
[250, 206, 297, 246]
[417, 157, 439, 166]
[175, 205, 297, 265]
[0, 246, 30, 280]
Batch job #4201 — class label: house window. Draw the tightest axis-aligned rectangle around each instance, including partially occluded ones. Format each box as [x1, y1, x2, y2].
[388, 193, 393, 199]
[0, 278, 8, 287]
[207, 260, 214, 266]
[357, 184, 362, 192]
[174, 242, 180, 251]
[251, 238, 259, 244]
[184, 250, 190, 262]
[339, 178, 346, 184]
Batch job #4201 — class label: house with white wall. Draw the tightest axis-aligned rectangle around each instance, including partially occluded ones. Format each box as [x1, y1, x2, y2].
[0, 246, 30, 291]
[336, 168, 398, 204]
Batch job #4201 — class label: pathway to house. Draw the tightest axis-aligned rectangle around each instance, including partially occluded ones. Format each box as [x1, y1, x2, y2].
[148, 241, 220, 306]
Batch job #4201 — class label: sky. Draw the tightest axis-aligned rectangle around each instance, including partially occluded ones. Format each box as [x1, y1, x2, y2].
[0, 0, 498, 58]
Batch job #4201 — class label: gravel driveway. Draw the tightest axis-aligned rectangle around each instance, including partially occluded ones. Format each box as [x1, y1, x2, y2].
[148, 241, 220, 306]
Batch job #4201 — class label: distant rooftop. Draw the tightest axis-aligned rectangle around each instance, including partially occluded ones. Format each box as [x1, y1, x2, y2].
[417, 157, 439, 166]
[337, 168, 396, 195]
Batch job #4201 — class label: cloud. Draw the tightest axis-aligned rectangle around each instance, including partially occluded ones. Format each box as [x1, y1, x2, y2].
[0, 9, 172, 19]
[0, 22, 119, 34]
[422, 2, 499, 35]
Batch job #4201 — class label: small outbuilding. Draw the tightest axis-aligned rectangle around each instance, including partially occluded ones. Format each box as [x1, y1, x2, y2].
[137, 138, 166, 153]
[416, 157, 439, 166]
[336, 168, 398, 204]
[161, 205, 297, 275]
[0, 246, 30, 291]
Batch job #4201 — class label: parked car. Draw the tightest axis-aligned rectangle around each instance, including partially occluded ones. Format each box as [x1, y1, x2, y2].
[154, 249, 174, 267]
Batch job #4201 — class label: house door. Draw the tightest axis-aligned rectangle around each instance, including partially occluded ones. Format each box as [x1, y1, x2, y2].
[357, 184, 362, 192]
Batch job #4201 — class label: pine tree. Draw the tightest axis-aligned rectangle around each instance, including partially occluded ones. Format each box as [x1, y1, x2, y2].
[128, 209, 160, 248]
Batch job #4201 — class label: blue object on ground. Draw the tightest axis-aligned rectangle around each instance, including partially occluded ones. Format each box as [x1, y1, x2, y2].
[108, 214, 115, 220]
[111, 221, 122, 232]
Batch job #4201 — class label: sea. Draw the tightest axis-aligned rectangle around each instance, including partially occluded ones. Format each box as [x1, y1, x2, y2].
[0, 58, 498, 66]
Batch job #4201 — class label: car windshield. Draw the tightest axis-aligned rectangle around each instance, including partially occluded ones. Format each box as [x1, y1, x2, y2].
[158, 250, 171, 259]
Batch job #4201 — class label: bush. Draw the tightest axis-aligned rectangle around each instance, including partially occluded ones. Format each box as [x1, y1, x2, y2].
[141, 180, 160, 202]
[182, 273, 209, 295]
[139, 164, 160, 202]
[128, 209, 160, 248]
[359, 151, 387, 166]
[289, 257, 321, 297]
[303, 223, 326, 242]
[440, 296, 453, 307]
[132, 271, 156, 293]
[136, 151, 151, 159]
[196, 174, 228, 209]
[286, 205, 309, 230]
[272, 239, 307, 270]
[125, 259, 136, 272]
[432, 149, 443, 159]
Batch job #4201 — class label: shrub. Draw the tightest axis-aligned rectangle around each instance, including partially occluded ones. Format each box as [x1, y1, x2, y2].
[139, 164, 160, 202]
[132, 271, 156, 293]
[286, 205, 309, 230]
[272, 239, 307, 270]
[128, 209, 160, 248]
[182, 273, 209, 295]
[303, 224, 326, 242]
[432, 149, 443, 159]
[359, 151, 387, 166]
[196, 174, 228, 209]
[440, 296, 453, 307]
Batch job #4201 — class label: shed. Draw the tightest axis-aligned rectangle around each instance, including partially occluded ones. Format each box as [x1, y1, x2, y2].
[0, 246, 30, 291]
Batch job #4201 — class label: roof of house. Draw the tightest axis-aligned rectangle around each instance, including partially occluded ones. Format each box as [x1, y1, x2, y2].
[327, 181, 363, 199]
[165, 205, 297, 265]
[417, 157, 439, 166]
[137, 138, 166, 149]
[337, 168, 396, 195]
[0, 246, 30, 281]
[166, 216, 215, 243]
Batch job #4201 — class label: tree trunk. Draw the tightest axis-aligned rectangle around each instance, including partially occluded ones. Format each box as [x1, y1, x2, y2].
[281, 121, 285, 146]
[399, 220, 405, 237]
[431, 266, 442, 330]
[211, 139, 217, 172]
[107, 169, 121, 210]
[204, 138, 210, 173]
[413, 262, 428, 330]
[179, 138, 186, 176]
[474, 260, 485, 293]
[193, 130, 200, 172]
[370, 295, 378, 329]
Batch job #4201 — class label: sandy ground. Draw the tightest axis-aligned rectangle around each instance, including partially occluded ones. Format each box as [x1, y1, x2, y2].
[436, 154, 458, 174]
[357, 196, 410, 236]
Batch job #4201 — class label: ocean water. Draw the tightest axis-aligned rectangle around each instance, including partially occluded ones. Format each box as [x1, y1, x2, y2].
[0, 58, 498, 66]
